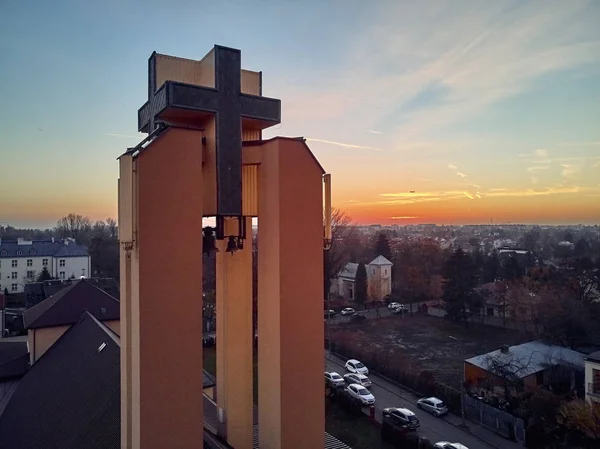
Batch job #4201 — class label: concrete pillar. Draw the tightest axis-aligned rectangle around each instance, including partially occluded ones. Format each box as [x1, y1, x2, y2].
[125, 128, 205, 449]
[216, 217, 254, 449]
[257, 138, 325, 449]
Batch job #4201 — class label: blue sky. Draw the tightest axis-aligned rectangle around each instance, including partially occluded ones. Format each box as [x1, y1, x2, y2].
[1, 0, 599, 227]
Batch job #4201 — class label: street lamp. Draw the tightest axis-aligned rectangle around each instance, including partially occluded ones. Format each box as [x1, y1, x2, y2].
[449, 335, 467, 428]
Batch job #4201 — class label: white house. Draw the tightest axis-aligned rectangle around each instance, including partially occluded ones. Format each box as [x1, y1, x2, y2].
[0, 238, 91, 293]
[584, 350, 600, 405]
[330, 255, 393, 301]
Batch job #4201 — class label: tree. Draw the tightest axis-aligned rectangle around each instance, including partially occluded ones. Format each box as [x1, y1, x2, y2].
[482, 348, 536, 400]
[55, 213, 92, 244]
[354, 263, 368, 307]
[36, 266, 52, 282]
[374, 232, 392, 261]
[558, 399, 600, 440]
[324, 209, 356, 301]
[442, 248, 480, 321]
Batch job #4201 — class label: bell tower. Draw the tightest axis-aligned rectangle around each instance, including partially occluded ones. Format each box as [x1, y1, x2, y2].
[118, 45, 332, 449]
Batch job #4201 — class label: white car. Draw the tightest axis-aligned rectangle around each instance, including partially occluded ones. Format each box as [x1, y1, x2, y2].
[388, 302, 401, 309]
[434, 443, 469, 449]
[324, 372, 345, 388]
[345, 359, 369, 375]
[340, 307, 356, 316]
[343, 372, 372, 388]
[417, 397, 448, 416]
[345, 383, 375, 405]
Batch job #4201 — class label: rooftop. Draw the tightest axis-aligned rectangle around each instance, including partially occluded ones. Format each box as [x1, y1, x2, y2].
[0, 312, 121, 449]
[585, 350, 600, 363]
[0, 238, 89, 258]
[23, 279, 120, 330]
[466, 340, 586, 379]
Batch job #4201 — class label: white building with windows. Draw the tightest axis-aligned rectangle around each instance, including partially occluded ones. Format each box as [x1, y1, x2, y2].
[0, 238, 91, 293]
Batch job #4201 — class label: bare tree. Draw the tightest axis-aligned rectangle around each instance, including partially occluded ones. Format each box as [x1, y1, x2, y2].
[482, 349, 537, 400]
[558, 399, 600, 440]
[105, 218, 118, 239]
[55, 213, 92, 243]
[324, 209, 356, 302]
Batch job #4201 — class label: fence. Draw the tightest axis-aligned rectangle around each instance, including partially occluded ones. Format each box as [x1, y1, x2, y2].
[426, 307, 538, 333]
[463, 394, 526, 446]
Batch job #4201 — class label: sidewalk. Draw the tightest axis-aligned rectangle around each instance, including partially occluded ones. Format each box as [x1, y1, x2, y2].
[443, 412, 522, 449]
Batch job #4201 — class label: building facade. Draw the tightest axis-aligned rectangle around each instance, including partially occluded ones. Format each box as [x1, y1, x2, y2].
[331, 255, 393, 301]
[584, 351, 600, 406]
[0, 238, 90, 293]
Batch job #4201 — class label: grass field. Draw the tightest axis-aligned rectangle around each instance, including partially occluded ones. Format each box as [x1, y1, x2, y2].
[330, 313, 529, 388]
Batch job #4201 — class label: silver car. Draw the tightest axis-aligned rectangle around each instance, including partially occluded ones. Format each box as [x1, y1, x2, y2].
[343, 372, 372, 388]
[324, 372, 345, 388]
[417, 397, 448, 417]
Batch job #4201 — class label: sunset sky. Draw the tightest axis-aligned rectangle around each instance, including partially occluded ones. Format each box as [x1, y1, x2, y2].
[1, 0, 599, 228]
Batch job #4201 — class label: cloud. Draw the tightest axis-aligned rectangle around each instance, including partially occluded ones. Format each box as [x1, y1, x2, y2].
[484, 186, 584, 198]
[390, 216, 419, 219]
[274, 2, 600, 145]
[534, 149, 548, 157]
[463, 192, 475, 199]
[367, 130, 383, 135]
[530, 177, 539, 184]
[527, 165, 550, 173]
[456, 172, 467, 178]
[561, 164, 582, 178]
[305, 138, 383, 152]
[448, 164, 458, 170]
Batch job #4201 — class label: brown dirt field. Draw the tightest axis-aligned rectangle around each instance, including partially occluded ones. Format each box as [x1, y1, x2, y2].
[330, 313, 530, 388]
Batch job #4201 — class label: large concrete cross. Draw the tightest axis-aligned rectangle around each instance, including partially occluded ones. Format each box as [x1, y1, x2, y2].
[138, 45, 281, 216]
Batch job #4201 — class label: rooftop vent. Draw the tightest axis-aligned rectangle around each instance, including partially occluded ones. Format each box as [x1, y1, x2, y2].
[98, 342, 107, 353]
[500, 344, 510, 354]
[100, 307, 107, 316]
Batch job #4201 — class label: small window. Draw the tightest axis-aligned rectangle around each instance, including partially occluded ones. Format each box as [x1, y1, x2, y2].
[11, 260, 17, 267]
[59, 271, 65, 279]
[11, 283, 17, 291]
[16, 250, 22, 256]
[100, 307, 107, 315]
[0, 250, 6, 256]
[11, 272, 17, 279]
[27, 271, 34, 278]
[59, 259, 65, 267]
[42, 259, 48, 266]
[29, 249, 36, 255]
[27, 259, 33, 267]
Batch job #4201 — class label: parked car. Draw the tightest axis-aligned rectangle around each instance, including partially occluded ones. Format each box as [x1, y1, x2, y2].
[417, 397, 448, 417]
[350, 314, 366, 323]
[343, 373, 372, 387]
[392, 304, 408, 314]
[324, 371, 345, 388]
[345, 383, 375, 406]
[388, 302, 401, 309]
[382, 407, 420, 430]
[345, 359, 369, 375]
[324, 309, 336, 318]
[434, 443, 469, 449]
[340, 307, 356, 316]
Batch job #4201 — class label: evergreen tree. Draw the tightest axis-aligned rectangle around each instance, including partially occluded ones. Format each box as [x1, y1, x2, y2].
[354, 263, 368, 307]
[374, 232, 392, 261]
[36, 266, 52, 282]
[442, 248, 480, 321]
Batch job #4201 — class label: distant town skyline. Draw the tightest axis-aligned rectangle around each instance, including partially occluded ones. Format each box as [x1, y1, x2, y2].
[1, 1, 599, 228]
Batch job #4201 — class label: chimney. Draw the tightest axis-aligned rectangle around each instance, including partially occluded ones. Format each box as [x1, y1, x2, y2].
[51, 237, 54, 243]
[500, 344, 509, 354]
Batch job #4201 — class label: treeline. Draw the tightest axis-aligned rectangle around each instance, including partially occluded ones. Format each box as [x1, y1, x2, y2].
[1, 213, 120, 281]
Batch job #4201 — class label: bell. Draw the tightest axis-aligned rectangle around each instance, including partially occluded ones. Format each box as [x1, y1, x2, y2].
[226, 236, 238, 254]
[203, 227, 219, 256]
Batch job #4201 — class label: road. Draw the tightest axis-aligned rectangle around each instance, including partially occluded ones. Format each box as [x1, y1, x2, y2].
[326, 353, 516, 449]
